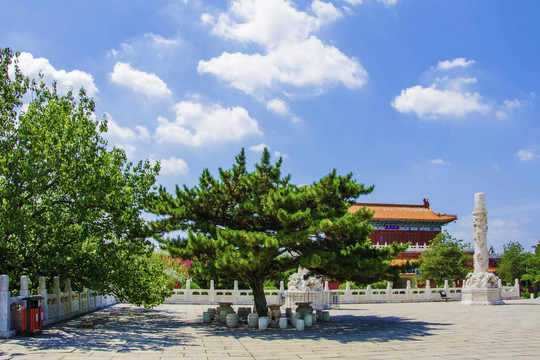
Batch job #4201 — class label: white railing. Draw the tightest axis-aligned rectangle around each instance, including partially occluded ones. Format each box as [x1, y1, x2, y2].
[166, 280, 284, 306]
[1, 275, 117, 339]
[165, 278, 521, 305]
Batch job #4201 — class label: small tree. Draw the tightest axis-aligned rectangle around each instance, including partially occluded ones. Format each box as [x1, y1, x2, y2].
[497, 242, 532, 286]
[417, 231, 471, 286]
[147, 149, 405, 316]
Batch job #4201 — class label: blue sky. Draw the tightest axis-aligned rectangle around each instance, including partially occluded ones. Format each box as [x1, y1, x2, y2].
[2, 0, 539, 252]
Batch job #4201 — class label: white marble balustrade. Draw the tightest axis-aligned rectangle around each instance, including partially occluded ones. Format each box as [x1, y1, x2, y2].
[0, 275, 117, 339]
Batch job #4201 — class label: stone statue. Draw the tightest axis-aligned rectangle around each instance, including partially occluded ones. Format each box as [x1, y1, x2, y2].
[287, 267, 323, 292]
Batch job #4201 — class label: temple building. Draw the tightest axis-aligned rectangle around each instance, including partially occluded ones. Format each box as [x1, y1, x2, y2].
[348, 199, 458, 286]
[349, 199, 457, 250]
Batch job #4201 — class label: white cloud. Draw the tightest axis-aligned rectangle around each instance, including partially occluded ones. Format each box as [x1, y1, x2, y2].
[248, 143, 286, 158]
[503, 99, 524, 109]
[199, 37, 367, 96]
[199, 0, 367, 97]
[491, 219, 519, 229]
[516, 147, 540, 162]
[108, 32, 181, 60]
[105, 118, 151, 142]
[496, 97, 531, 119]
[152, 157, 189, 175]
[201, 13, 215, 25]
[392, 60, 491, 119]
[155, 101, 262, 146]
[436, 57, 475, 70]
[443, 77, 477, 91]
[144, 33, 181, 47]
[266, 98, 290, 116]
[391, 85, 491, 119]
[430, 158, 449, 165]
[211, 0, 319, 48]
[103, 118, 151, 159]
[273, 150, 287, 158]
[342, 0, 400, 5]
[311, 0, 343, 25]
[16, 52, 98, 97]
[109, 62, 171, 97]
[249, 143, 268, 152]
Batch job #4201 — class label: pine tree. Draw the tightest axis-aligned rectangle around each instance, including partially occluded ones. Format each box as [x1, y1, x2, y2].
[147, 149, 404, 316]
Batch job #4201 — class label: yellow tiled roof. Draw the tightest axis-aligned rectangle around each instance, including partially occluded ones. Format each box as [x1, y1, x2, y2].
[349, 200, 457, 223]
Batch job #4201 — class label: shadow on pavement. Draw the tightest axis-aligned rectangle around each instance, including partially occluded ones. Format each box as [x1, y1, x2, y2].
[227, 314, 449, 344]
[4, 304, 450, 356]
[5, 304, 197, 354]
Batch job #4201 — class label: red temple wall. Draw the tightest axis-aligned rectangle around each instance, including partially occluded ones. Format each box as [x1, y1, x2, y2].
[369, 230, 440, 245]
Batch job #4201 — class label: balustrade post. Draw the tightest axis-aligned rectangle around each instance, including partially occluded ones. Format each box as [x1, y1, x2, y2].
[186, 279, 192, 302]
[345, 281, 351, 303]
[65, 279, 72, 314]
[20, 276, 30, 302]
[406, 280, 412, 301]
[386, 281, 392, 302]
[444, 280, 449, 299]
[0, 275, 12, 338]
[366, 285, 372, 303]
[210, 280, 215, 304]
[498, 278, 502, 288]
[53, 277, 61, 317]
[279, 281, 284, 292]
[233, 280, 240, 304]
[426, 280, 431, 301]
[38, 277, 48, 321]
[515, 279, 520, 297]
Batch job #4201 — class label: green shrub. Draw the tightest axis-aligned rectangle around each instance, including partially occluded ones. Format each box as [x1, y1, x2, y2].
[338, 282, 360, 289]
[181, 281, 201, 289]
[338, 280, 389, 289]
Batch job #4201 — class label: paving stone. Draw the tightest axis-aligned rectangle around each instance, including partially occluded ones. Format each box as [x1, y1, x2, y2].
[1, 300, 540, 359]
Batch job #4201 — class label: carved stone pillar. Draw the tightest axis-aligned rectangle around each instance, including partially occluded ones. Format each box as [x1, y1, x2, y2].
[461, 193, 504, 305]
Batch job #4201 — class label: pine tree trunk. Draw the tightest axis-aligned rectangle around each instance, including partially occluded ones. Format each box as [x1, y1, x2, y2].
[251, 280, 268, 317]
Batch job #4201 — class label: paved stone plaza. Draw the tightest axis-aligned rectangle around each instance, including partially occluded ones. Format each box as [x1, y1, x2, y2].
[1, 300, 539, 360]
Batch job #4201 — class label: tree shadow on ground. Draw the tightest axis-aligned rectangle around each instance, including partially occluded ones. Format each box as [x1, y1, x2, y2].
[4, 304, 198, 355]
[226, 313, 449, 344]
[3, 304, 450, 357]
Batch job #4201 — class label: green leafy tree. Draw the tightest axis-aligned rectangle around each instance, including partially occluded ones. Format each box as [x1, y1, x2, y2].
[0, 48, 171, 307]
[497, 241, 532, 286]
[417, 231, 471, 286]
[522, 243, 540, 292]
[147, 149, 405, 316]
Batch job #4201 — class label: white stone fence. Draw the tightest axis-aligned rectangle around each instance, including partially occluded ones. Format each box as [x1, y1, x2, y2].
[165, 280, 285, 305]
[165, 279, 521, 305]
[337, 278, 520, 303]
[0, 275, 117, 339]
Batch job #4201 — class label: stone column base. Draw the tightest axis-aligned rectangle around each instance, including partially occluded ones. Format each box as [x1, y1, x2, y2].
[0, 330, 16, 339]
[461, 287, 504, 305]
